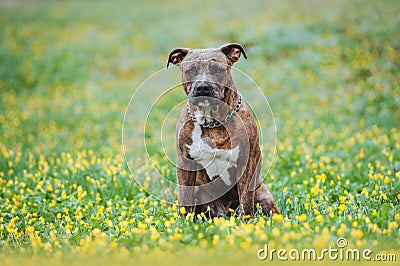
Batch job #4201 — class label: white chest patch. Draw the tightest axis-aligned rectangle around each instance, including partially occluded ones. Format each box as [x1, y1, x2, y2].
[187, 122, 240, 185]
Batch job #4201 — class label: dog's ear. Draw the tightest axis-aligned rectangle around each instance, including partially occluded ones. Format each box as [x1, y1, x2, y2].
[219, 43, 247, 64]
[167, 48, 190, 68]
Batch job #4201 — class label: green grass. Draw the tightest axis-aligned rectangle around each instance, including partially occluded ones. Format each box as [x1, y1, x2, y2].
[0, 0, 399, 265]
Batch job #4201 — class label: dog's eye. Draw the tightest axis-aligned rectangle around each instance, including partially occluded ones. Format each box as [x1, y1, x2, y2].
[215, 68, 224, 74]
[187, 68, 196, 75]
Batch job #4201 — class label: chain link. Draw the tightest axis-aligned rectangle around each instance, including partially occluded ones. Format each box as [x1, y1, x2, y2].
[186, 95, 242, 128]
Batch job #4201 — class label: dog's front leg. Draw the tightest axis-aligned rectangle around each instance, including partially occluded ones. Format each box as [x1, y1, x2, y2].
[237, 179, 255, 217]
[177, 168, 196, 214]
[236, 148, 261, 217]
[236, 162, 256, 216]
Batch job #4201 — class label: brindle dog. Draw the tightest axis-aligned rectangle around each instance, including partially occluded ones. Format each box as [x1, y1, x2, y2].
[168, 43, 279, 217]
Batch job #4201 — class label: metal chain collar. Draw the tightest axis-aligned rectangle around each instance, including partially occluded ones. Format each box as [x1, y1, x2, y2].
[186, 94, 242, 128]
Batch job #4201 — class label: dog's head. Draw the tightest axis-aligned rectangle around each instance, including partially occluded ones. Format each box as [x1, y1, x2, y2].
[167, 43, 247, 107]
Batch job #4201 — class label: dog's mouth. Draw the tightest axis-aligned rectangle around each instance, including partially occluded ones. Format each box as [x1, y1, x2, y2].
[187, 81, 223, 107]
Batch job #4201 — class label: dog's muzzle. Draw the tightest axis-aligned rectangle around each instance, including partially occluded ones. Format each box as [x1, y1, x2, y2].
[190, 81, 220, 106]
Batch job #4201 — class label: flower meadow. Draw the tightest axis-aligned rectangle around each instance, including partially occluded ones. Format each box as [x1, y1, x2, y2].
[0, 1, 399, 265]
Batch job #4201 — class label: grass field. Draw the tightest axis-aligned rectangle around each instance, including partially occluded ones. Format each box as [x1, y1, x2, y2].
[0, 0, 399, 265]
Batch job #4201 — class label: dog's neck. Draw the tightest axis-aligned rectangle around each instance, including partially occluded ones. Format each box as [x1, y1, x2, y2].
[188, 89, 241, 127]
[193, 105, 218, 126]
[223, 84, 239, 107]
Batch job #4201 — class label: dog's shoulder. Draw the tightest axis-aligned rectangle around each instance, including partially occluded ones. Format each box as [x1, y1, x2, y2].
[236, 101, 258, 135]
[176, 109, 194, 149]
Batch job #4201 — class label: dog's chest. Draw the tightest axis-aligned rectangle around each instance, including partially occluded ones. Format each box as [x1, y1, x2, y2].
[186, 123, 239, 185]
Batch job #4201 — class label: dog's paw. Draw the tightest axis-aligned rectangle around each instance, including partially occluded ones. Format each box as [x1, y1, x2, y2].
[255, 184, 280, 215]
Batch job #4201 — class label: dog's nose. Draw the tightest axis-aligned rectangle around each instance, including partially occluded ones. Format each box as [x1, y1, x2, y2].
[195, 84, 211, 96]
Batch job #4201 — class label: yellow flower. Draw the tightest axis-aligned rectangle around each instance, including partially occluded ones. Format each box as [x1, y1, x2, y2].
[273, 214, 284, 223]
[109, 242, 118, 250]
[150, 230, 159, 241]
[240, 241, 250, 250]
[380, 193, 387, 201]
[337, 224, 347, 235]
[49, 230, 57, 242]
[212, 235, 220, 245]
[338, 204, 346, 212]
[25, 226, 35, 235]
[284, 219, 291, 229]
[164, 220, 171, 228]
[179, 206, 186, 215]
[339, 195, 346, 203]
[383, 176, 390, 184]
[361, 188, 368, 196]
[43, 242, 52, 252]
[296, 214, 307, 222]
[315, 215, 324, 222]
[199, 239, 208, 248]
[173, 233, 182, 240]
[312, 201, 317, 209]
[272, 227, 280, 237]
[351, 229, 363, 239]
